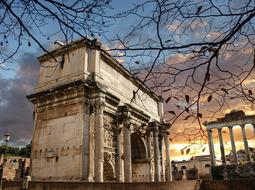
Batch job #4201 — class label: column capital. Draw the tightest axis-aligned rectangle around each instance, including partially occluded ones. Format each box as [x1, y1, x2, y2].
[117, 105, 132, 128]
[91, 99, 105, 114]
[240, 124, 246, 128]
[159, 124, 170, 137]
[163, 123, 171, 131]
[217, 127, 222, 132]
[206, 128, 212, 133]
[148, 121, 159, 134]
[228, 126, 234, 129]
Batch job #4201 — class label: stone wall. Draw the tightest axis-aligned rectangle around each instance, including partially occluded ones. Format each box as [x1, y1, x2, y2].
[1, 180, 198, 190]
[211, 162, 255, 180]
[132, 163, 150, 182]
[100, 59, 160, 119]
[200, 179, 255, 190]
[1, 181, 22, 190]
[28, 38, 165, 182]
[36, 46, 89, 92]
[0, 156, 30, 181]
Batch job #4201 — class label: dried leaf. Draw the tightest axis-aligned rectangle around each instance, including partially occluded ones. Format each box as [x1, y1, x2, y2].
[248, 90, 253, 95]
[181, 150, 184, 155]
[197, 113, 203, 118]
[221, 88, 228, 94]
[185, 107, 189, 113]
[165, 96, 171, 103]
[135, 61, 140, 65]
[202, 147, 206, 152]
[207, 95, 212, 102]
[184, 115, 190, 120]
[200, 46, 208, 52]
[168, 111, 176, 115]
[28, 41, 31, 47]
[196, 6, 203, 14]
[169, 138, 172, 142]
[185, 95, 190, 104]
[186, 148, 190, 155]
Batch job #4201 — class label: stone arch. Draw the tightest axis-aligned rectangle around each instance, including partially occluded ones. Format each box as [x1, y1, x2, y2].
[131, 132, 149, 182]
[131, 133, 147, 160]
[103, 160, 115, 181]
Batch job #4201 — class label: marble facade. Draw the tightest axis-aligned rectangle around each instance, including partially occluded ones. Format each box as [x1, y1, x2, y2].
[27, 38, 172, 182]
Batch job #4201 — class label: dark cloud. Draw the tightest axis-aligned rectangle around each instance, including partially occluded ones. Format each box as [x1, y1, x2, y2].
[0, 52, 39, 146]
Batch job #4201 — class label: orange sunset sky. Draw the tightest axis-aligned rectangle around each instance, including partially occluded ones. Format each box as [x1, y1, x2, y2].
[168, 110, 255, 161]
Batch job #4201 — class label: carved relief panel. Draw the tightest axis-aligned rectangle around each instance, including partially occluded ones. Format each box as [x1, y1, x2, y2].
[103, 113, 117, 181]
[103, 113, 117, 151]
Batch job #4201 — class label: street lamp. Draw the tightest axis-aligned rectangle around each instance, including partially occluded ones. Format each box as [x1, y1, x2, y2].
[4, 134, 10, 147]
[3, 134, 10, 158]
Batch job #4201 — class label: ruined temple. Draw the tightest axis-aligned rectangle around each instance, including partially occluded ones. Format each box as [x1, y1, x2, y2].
[27, 38, 171, 182]
[204, 110, 255, 180]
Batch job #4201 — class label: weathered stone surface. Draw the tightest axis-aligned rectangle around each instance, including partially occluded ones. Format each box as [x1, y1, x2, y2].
[211, 163, 255, 180]
[0, 156, 30, 181]
[2, 180, 199, 190]
[200, 179, 255, 190]
[27, 38, 169, 182]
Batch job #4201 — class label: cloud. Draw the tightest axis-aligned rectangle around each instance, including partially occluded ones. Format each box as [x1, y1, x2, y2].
[141, 42, 255, 159]
[0, 52, 39, 146]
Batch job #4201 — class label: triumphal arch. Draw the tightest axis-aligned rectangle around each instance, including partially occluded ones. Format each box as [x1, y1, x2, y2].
[27, 38, 171, 182]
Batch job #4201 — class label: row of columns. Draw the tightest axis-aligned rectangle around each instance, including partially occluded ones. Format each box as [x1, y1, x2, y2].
[207, 124, 252, 166]
[93, 99, 172, 182]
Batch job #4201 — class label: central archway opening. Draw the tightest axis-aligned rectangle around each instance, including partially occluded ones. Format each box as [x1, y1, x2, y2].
[131, 132, 149, 182]
[131, 133, 147, 161]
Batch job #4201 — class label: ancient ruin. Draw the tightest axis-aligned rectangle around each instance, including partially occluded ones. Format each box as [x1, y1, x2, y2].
[204, 110, 254, 165]
[0, 155, 30, 181]
[204, 110, 255, 179]
[27, 38, 172, 182]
